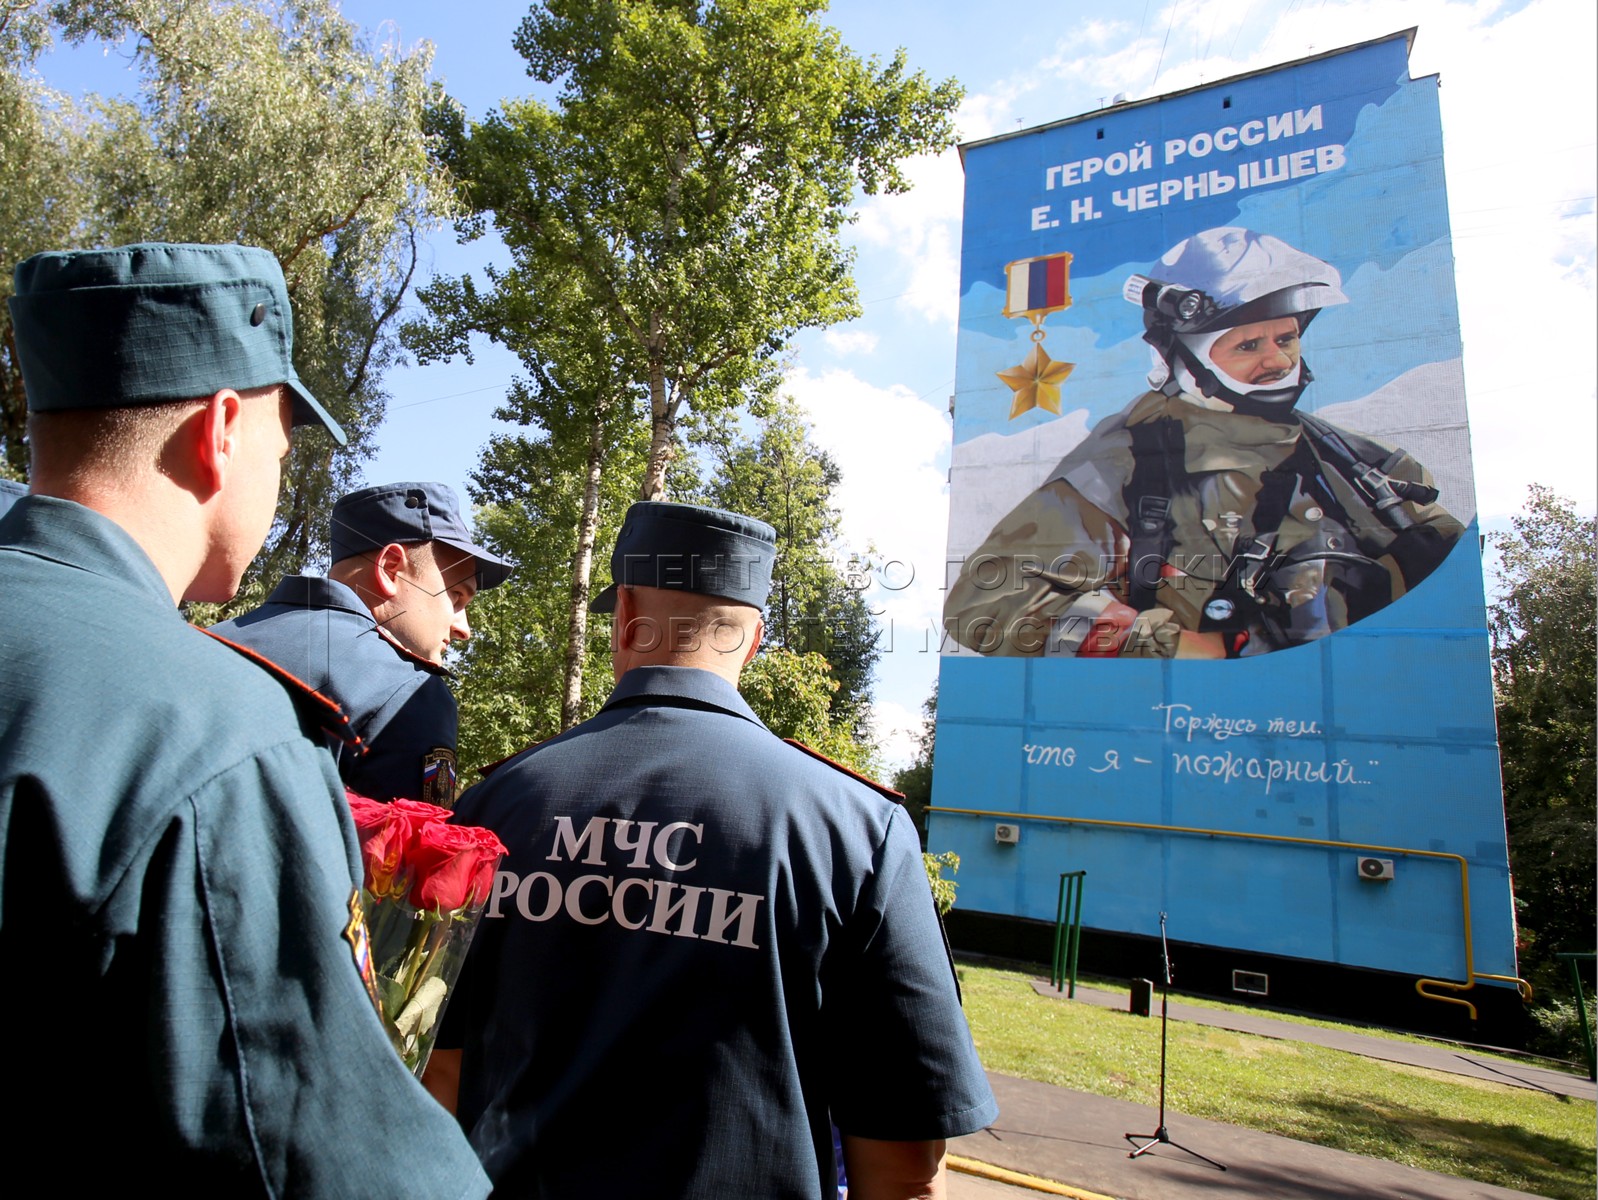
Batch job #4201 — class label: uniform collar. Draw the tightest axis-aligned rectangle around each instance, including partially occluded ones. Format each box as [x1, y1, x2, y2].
[261, 574, 452, 676]
[601, 664, 766, 728]
[264, 574, 373, 620]
[1131, 389, 1301, 473]
[0, 495, 175, 609]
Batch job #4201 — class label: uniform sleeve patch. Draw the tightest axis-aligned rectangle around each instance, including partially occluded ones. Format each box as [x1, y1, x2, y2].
[421, 747, 458, 808]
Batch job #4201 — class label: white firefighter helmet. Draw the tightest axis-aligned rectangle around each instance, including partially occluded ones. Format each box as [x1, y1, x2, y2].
[1123, 226, 1348, 334]
[1124, 227, 1348, 408]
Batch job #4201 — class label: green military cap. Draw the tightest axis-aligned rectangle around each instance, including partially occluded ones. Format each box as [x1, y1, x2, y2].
[8, 241, 345, 444]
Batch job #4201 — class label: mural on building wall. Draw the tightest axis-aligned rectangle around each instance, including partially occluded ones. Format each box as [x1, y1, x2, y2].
[949, 225, 1464, 659]
[931, 31, 1517, 992]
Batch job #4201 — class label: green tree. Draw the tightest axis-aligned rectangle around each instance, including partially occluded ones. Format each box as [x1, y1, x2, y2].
[699, 396, 880, 736]
[489, 0, 962, 500]
[739, 645, 875, 775]
[511, 0, 952, 498]
[416, 0, 955, 726]
[408, 259, 645, 730]
[923, 850, 959, 916]
[2, 0, 452, 593]
[450, 410, 651, 773]
[1489, 486, 1596, 1024]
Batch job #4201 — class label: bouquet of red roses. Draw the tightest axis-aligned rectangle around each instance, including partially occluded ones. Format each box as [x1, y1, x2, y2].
[345, 791, 507, 1077]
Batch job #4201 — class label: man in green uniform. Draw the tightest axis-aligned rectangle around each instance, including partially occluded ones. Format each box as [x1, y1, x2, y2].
[0, 242, 490, 1195]
[945, 227, 1463, 659]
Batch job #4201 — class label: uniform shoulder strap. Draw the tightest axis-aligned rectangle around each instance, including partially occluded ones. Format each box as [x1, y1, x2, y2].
[473, 742, 541, 780]
[782, 738, 906, 802]
[1122, 416, 1182, 611]
[196, 626, 365, 753]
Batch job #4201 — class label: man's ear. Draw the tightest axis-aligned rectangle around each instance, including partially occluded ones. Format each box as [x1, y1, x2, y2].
[612, 584, 635, 649]
[369, 542, 409, 601]
[742, 616, 764, 665]
[193, 389, 244, 495]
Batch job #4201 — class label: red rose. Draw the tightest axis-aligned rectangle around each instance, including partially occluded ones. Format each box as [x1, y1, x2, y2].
[345, 791, 452, 898]
[387, 798, 455, 831]
[408, 822, 508, 914]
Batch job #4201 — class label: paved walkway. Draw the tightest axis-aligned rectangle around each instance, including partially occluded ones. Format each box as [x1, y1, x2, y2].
[936, 978, 1594, 1200]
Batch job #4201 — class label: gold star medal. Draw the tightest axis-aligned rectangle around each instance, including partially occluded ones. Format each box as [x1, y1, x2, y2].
[997, 252, 1075, 419]
[999, 343, 1075, 418]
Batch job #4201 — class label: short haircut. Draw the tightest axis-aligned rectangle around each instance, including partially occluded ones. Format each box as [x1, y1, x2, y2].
[27, 384, 284, 484]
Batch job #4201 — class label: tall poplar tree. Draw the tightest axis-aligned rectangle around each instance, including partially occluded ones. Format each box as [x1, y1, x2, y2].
[450, 416, 650, 775]
[413, 0, 959, 723]
[699, 395, 880, 738]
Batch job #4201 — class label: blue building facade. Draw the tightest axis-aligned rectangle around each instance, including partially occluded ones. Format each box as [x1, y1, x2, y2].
[931, 32, 1516, 998]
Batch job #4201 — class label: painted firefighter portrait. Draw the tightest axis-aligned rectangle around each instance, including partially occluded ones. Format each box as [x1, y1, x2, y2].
[944, 226, 1464, 659]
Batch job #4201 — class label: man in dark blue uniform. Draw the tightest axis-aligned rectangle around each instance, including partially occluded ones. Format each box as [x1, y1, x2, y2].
[430, 501, 997, 1199]
[0, 242, 489, 1196]
[212, 480, 513, 805]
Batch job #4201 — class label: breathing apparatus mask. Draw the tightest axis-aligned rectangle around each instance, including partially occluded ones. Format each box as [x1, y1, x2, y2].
[1124, 227, 1347, 416]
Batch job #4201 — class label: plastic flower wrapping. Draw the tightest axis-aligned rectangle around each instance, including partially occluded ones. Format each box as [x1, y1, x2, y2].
[345, 791, 506, 1077]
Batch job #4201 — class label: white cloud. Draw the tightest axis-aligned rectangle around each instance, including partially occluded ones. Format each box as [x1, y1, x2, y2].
[870, 697, 928, 775]
[851, 148, 967, 328]
[1423, 0, 1598, 517]
[783, 366, 954, 719]
[822, 328, 880, 356]
[783, 366, 950, 588]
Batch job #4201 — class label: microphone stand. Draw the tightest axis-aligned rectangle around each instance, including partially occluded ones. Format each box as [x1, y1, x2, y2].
[1123, 912, 1226, 1170]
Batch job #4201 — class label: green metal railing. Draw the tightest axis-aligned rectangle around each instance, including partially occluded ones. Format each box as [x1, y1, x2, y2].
[1051, 870, 1086, 996]
[1555, 951, 1596, 1081]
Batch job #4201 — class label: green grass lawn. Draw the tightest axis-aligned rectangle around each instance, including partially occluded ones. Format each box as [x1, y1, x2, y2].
[960, 963, 1597, 1200]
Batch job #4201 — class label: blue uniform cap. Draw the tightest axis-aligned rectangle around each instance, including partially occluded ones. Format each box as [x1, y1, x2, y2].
[590, 501, 776, 613]
[330, 481, 514, 590]
[9, 241, 345, 444]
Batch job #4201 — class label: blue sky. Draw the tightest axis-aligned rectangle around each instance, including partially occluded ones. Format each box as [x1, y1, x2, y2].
[33, 0, 1597, 767]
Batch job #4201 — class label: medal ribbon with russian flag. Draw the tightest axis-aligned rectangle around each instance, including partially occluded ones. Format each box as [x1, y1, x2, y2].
[1003, 252, 1073, 320]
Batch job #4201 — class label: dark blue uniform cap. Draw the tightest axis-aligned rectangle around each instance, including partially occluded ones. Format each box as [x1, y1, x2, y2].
[9, 241, 345, 444]
[590, 501, 776, 613]
[330, 481, 514, 590]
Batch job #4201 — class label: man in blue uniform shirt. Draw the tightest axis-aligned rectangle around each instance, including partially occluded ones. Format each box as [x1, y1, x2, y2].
[0, 242, 489, 1196]
[212, 480, 513, 805]
[430, 501, 998, 1199]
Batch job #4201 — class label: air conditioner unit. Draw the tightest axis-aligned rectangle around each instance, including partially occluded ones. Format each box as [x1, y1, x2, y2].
[1357, 856, 1395, 881]
[994, 823, 1020, 845]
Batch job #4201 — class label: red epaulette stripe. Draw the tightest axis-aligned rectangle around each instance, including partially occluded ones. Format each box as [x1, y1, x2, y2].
[196, 626, 366, 752]
[475, 740, 543, 779]
[781, 738, 906, 802]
